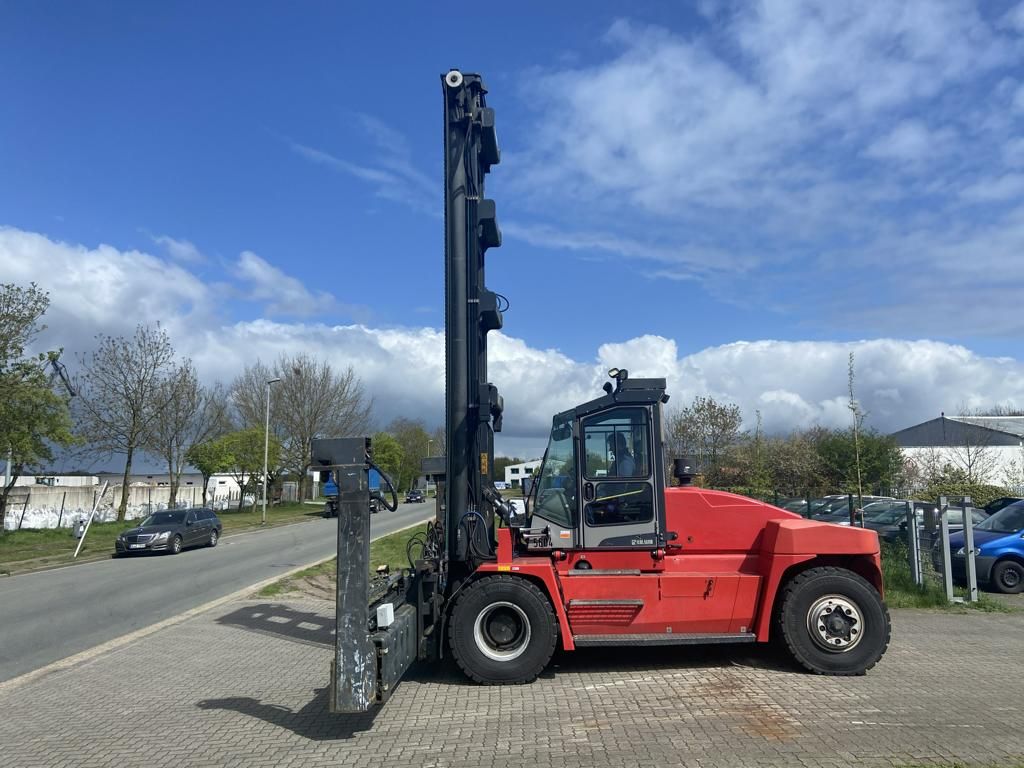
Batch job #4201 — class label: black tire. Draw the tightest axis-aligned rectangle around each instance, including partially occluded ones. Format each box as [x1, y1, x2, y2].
[168, 535, 183, 556]
[448, 575, 557, 684]
[776, 566, 890, 676]
[208, 529, 219, 548]
[991, 560, 1024, 594]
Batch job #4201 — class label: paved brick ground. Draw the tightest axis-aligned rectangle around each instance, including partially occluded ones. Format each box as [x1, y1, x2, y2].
[2, 598, 1022, 768]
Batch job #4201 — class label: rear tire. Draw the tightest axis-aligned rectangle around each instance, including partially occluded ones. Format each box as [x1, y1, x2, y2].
[208, 529, 219, 548]
[776, 566, 890, 675]
[449, 575, 557, 684]
[991, 560, 1024, 594]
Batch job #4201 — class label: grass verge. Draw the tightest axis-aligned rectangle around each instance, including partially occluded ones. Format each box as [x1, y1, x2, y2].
[257, 522, 429, 599]
[0, 502, 323, 575]
[881, 541, 1011, 612]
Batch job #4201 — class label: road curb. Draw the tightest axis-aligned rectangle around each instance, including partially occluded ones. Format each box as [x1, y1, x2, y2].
[0, 516, 432, 695]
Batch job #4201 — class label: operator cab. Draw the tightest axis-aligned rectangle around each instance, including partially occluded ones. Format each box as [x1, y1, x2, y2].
[528, 369, 670, 549]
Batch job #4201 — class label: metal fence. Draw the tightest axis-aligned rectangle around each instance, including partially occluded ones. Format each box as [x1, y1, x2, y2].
[876, 497, 978, 604]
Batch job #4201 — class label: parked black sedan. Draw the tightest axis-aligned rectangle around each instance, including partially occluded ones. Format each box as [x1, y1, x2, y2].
[115, 508, 222, 556]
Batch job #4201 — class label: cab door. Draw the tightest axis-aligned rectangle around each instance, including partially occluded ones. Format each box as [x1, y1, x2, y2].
[580, 406, 659, 548]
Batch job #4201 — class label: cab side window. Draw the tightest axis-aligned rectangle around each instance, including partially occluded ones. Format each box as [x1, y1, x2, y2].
[582, 408, 650, 479]
[585, 482, 653, 526]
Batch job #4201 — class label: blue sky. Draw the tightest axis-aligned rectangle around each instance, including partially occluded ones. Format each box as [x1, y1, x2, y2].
[4, 1, 1024, 459]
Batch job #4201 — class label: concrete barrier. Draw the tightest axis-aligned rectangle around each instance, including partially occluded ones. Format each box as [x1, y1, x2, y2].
[3, 485, 240, 531]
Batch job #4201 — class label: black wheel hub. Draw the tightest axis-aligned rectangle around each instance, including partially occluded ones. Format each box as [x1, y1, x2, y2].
[1002, 567, 1021, 588]
[487, 609, 521, 647]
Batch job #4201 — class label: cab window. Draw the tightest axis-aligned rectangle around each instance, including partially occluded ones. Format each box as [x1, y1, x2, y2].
[582, 408, 649, 479]
[585, 482, 653, 526]
[532, 415, 575, 528]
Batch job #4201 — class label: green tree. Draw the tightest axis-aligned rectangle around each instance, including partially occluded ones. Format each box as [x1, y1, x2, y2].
[386, 417, 430, 491]
[371, 432, 404, 487]
[0, 284, 75, 529]
[814, 428, 903, 497]
[186, 438, 234, 505]
[219, 428, 281, 510]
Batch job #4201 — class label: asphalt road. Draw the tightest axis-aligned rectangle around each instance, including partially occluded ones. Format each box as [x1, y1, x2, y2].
[0, 502, 434, 682]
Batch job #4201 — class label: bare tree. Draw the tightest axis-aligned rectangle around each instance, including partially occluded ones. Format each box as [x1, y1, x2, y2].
[231, 354, 373, 499]
[76, 325, 176, 520]
[944, 406, 1001, 484]
[428, 425, 445, 457]
[228, 360, 275, 430]
[143, 361, 229, 506]
[848, 352, 864, 502]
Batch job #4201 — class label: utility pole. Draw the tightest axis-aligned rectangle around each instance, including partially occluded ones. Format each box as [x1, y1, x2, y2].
[262, 377, 281, 525]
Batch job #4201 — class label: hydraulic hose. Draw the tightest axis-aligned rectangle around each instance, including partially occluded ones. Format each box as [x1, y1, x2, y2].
[366, 456, 399, 512]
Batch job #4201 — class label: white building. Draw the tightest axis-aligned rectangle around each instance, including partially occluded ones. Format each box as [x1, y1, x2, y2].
[892, 415, 1024, 486]
[10, 474, 98, 487]
[504, 459, 542, 489]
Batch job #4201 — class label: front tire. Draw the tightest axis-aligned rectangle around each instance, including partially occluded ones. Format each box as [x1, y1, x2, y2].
[449, 575, 557, 684]
[168, 535, 183, 556]
[991, 560, 1024, 594]
[776, 566, 890, 675]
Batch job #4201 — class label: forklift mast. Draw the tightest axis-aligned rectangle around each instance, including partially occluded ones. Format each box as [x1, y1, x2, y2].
[441, 69, 504, 567]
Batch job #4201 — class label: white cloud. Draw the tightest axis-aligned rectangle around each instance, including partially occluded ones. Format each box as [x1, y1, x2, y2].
[7, 227, 1024, 457]
[517, 4, 1015, 213]
[234, 250, 336, 317]
[497, 4, 1024, 336]
[288, 113, 438, 216]
[0, 226, 214, 356]
[151, 234, 204, 263]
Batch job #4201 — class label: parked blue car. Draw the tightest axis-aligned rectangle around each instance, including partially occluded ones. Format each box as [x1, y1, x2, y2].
[947, 500, 1024, 594]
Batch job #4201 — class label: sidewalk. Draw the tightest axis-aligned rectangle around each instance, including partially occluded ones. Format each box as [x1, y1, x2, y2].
[2, 596, 1023, 768]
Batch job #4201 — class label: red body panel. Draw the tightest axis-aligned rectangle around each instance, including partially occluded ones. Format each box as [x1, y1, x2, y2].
[489, 488, 883, 648]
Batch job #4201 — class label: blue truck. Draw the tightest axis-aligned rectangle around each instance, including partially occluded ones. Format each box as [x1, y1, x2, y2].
[323, 469, 383, 517]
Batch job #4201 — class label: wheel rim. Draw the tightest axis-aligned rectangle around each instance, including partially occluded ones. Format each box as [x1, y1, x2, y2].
[473, 601, 531, 662]
[210, 531, 218, 546]
[1001, 565, 1021, 589]
[173, 538, 181, 553]
[806, 594, 864, 653]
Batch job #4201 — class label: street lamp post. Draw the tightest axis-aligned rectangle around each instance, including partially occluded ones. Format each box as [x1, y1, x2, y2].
[262, 377, 282, 525]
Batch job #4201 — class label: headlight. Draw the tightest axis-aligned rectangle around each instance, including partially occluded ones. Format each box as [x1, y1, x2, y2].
[155, 531, 171, 541]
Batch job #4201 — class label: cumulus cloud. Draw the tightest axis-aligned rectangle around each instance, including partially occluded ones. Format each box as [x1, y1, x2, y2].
[5, 227, 1024, 459]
